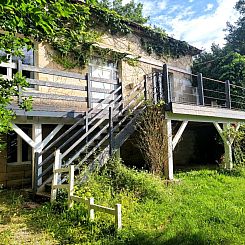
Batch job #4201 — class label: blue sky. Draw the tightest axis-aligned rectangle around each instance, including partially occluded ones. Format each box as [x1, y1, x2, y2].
[124, 0, 240, 50]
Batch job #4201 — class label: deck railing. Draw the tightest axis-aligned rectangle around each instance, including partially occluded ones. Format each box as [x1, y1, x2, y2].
[1, 59, 119, 114]
[150, 64, 245, 112]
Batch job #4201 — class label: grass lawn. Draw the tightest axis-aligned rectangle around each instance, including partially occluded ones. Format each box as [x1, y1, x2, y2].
[0, 161, 245, 244]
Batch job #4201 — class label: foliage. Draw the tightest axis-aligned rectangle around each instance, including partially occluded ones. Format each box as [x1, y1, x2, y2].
[97, 0, 148, 24]
[226, 0, 245, 55]
[135, 102, 167, 175]
[1, 163, 245, 244]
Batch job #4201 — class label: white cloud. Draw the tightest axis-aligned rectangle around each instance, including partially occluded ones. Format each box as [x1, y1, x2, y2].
[152, 0, 239, 51]
[205, 3, 214, 11]
[189, 0, 194, 2]
[141, 0, 168, 16]
[158, 1, 168, 10]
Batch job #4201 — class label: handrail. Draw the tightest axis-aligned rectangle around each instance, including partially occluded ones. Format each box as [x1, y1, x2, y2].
[40, 85, 122, 156]
[61, 93, 122, 159]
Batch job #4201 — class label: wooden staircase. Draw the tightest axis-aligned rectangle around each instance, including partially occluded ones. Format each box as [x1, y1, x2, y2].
[34, 80, 147, 195]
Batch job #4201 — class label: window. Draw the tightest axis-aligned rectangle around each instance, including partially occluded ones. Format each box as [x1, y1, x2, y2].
[7, 126, 32, 165]
[0, 48, 35, 87]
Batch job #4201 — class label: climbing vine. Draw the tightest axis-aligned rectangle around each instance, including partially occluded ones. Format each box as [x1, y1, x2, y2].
[0, 0, 200, 149]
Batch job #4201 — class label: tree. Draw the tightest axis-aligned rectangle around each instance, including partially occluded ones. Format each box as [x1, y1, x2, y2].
[98, 0, 149, 24]
[226, 0, 245, 55]
[192, 0, 245, 109]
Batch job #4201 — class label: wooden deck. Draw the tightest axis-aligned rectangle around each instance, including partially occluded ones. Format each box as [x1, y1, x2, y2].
[166, 103, 245, 123]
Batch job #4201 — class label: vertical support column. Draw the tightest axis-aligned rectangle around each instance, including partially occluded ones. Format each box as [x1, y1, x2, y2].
[225, 80, 231, 109]
[87, 72, 92, 108]
[197, 73, 204, 106]
[144, 75, 148, 101]
[115, 204, 122, 230]
[32, 124, 42, 189]
[164, 119, 174, 180]
[68, 165, 75, 208]
[223, 123, 233, 169]
[163, 64, 171, 109]
[109, 106, 113, 156]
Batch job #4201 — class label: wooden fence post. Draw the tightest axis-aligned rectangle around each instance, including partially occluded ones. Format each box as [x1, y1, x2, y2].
[197, 73, 204, 106]
[225, 80, 231, 109]
[51, 149, 61, 202]
[115, 204, 122, 230]
[68, 165, 74, 208]
[89, 197, 95, 220]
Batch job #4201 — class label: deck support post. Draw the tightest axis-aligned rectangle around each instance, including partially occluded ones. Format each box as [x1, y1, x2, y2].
[32, 124, 43, 187]
[164, 119, 174, 180]
[213, 122, 240, 170]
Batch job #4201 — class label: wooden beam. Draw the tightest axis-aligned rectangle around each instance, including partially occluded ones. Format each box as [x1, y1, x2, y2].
[12, 123, 35, 148]
[38, 124, 64, 149]
[172, 121, 188, 150]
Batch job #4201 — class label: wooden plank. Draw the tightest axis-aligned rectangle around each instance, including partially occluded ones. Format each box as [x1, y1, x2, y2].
[91, 204, 115, 215]
[171, 103, 245, 122]
[40, 124, 64, 149]
[22, 91, 87, 102]
[22, 64, 86, 80]
[27, 78, 86, 91]
[0, 61, 17, 69]
[12, 123, 35, 148]
[52, 184, 69, 189]
[71, 195, 88, 203]
[53, 168, 69, 173]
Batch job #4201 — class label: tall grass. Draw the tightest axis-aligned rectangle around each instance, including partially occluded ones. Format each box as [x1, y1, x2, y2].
[1, 159, 245, 244]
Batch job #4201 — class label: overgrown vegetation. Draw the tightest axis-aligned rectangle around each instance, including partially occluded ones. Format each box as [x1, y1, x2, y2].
[0, 0, 199, 148]
[1, 159, 245, 244]
[135, 102, 167, 175]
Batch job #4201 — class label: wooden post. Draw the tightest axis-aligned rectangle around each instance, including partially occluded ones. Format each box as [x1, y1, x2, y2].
[68, 165, 75, 208]
[89, 197, 95, 220]
[109, 106, 113, 156]
[223, 123, 233, 169]
[51, 149, 61, 202]
[144, 75, 148, 101]
[115, 204, 122, 230]
[87, 72, 92, 108]
[163, 64, 171, 108]
[213, 122, 233, 170]
[32, 124, 42, 188]
[225, 80, 231, 109]
[197, 73, 204, 106]
[164, 119, 174, 180]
